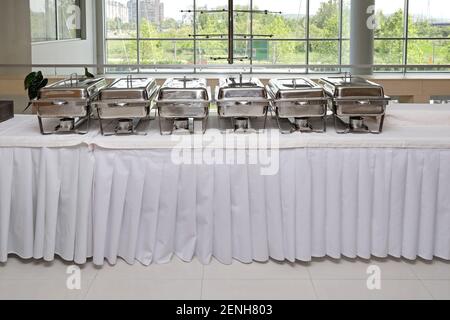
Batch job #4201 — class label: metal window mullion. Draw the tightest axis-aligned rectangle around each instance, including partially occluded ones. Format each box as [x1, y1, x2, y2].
[136, 0, 140, 73]
[338, 0, 343, 73]
[250, 0, 253, 72]
[403, 0, 409, 74]
[193, 0, 197, 73]
[55, 0, 59, 40]
[306, 0, 310, 74]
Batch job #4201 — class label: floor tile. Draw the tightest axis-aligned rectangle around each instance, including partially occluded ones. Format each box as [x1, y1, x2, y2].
[406, 259, 450, 280]
[94, 257, 203, 280]
[203, 259, 310, 280]
[202, 280, 316, 300]
[422, 280, 450, 300]
[0, 278, 93, 300]
[308, 257, 417, 280]
[85, 278, 202, 300]
[313, 279, 432, 300]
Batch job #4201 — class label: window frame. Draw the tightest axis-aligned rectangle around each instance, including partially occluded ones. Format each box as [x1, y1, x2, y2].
[31, 0, 86, 43]
[103, 0, 450, 74]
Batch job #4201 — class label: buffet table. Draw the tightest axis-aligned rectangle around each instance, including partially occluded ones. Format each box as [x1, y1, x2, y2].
[0, 104, 449, 265]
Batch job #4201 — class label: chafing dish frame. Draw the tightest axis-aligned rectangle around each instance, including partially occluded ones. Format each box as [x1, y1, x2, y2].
[319, 76, 391, 134]
[93, 76, 159, 136]
[266, 78, 330, 134]
[155, 78, 212, 135]
[32, 75, 107, 135]
[215, 77, 271, 133]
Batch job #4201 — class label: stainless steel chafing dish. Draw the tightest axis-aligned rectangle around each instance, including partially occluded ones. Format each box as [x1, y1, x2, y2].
[318, 74, 391, 134]
[93, 76, 158, 135]
[215, 76, 270, 133]
[155, 77, 211, 135]
[32, 75, 107, 135]
[267, 78, 329, 133]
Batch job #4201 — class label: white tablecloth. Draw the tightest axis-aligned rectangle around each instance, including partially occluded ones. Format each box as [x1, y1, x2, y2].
[1, 104, 449, 265]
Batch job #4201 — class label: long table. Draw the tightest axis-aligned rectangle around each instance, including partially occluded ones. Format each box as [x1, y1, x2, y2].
[1, 104, 449, 265]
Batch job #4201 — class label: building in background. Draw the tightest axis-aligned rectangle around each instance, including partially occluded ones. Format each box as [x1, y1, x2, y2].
[107, 0, 129, 23]
[128, 0, 164, 26]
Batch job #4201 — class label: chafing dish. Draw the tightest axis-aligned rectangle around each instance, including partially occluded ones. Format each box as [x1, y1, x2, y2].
[215, 76, 270, 133]
[93, 76, 158, 135]
[318, 75, 391, 134]
[32, 75, 107, 135]
[155, 77, 211, 135]
[267, 78, 329, 133]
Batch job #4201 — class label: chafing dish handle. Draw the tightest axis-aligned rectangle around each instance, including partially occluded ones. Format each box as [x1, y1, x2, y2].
[357, 100, 371, 105]
[235, 101, 252, 106]
[114, 102, 129, 107]
[295, 101, 309, 106]
[52, 101, 69, 106]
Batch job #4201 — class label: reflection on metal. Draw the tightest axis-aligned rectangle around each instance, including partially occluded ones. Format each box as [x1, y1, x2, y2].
[93, 75, 158, 136]
[319, 75, 391, 134]
[32, 75, 108, 135]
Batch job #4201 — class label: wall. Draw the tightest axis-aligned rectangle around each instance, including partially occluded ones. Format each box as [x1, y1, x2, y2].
[31, 0, 97, 76]
[0, 0, 32, 113]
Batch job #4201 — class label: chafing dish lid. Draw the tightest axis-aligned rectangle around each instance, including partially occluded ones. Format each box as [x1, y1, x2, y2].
[109, 77, 156, 89]
[268, 78, 326, 99]
[319, 76, 385, 98]
[219, 77, 264, 88]
[38, 77, 107, 100]
[99, 77, 157, 100]
[161, 78, 207, 89]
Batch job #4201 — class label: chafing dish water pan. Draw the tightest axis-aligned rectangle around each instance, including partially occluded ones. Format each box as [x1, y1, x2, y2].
[215, 76, 270, 133]
[267, 78, 329, 133]
[32, 75, 107, 135]
[94, 76, 158, 135]
[319, 75, 391, 134]
[155, 77, 211, 135]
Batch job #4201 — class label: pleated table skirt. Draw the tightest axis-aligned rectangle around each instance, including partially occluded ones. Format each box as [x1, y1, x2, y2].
[1, 147, 449, 265]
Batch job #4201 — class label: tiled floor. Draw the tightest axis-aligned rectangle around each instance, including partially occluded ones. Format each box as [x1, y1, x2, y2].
[1, 256, 450, 300]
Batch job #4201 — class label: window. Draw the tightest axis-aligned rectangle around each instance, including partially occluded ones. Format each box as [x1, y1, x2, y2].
[104, 0, 450, 73]
[31, 0, 85, 42]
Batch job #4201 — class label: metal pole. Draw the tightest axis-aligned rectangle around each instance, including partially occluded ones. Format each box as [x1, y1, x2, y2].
[228, 0, 234, 64]
[350, 0, 374, 75]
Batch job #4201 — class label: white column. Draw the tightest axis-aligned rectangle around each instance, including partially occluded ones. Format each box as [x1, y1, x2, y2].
[350, 0, 374, 75]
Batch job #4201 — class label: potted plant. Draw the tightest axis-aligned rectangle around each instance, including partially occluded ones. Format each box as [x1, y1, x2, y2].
[23, 71, 48, 112]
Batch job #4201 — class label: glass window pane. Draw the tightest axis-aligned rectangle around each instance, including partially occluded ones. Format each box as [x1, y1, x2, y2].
[253, 0, 307, 39]
[57, 0, 82, 40]
[196, 0, 228, 37]
[140, 40, 194, 64]
[408, 0, 450, 38]
[139, 0, 193, 38]
[106, 39, 138, 66]
[105, 0, 137, 38]
[374, 0, 404, 38]
[197, 40, 228, 64]
[252, 40, 306, 65]
[30, 0, 57, 42]
[309, 40, 339, 71]
[341, 0, 351, 39]
[374, 39, 404, 71]
[407, 39, 450, 68]
[309, 0, 340, 39]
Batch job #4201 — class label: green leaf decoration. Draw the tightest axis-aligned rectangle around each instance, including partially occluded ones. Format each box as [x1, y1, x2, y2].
[84, 67, 95, 79]
[23, 70, 49, 112]
[24, 72, 37, 90]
